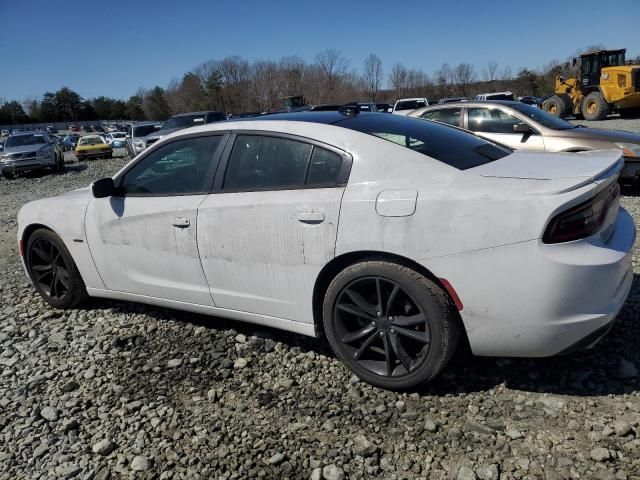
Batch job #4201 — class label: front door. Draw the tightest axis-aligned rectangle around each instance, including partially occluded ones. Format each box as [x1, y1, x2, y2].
[197, 133, 349, 324]
[467, 107, 545, 151]
[85, 134, 225, 305]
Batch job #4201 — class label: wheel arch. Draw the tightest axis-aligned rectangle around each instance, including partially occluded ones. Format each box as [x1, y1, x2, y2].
[312, 250, 465, 337]
[21, 223, 54, 252]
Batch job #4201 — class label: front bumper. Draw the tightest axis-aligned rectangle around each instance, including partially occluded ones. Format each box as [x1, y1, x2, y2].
[1, 157, 54, 173]
[426, 207, 636, 357]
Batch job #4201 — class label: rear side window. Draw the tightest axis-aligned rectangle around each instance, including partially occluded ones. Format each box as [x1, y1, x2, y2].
[420, 108, 462, 127]
[468, 108, 522, 134]
[339, 113, 511, 170]
[223, 135, 343, 191]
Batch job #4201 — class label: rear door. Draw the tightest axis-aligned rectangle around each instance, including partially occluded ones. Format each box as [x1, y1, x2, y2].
[197, 132, 351, 324]
[466, 106, 545, 151]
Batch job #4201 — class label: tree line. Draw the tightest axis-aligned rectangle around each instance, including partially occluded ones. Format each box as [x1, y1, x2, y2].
[2, 47, 639, 125]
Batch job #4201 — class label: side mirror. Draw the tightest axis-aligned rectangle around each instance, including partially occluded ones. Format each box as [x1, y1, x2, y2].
[92, 177, 118, 198]
[513, 123, 531, 134]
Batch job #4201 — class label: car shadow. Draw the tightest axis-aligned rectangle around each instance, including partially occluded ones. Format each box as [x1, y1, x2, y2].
[89, 272, 640, 397]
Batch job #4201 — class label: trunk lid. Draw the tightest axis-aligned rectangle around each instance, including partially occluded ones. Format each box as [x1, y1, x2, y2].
[470, 149, 623, 194]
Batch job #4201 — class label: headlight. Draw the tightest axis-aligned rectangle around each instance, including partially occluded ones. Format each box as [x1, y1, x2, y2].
[615, 142, 640, 158]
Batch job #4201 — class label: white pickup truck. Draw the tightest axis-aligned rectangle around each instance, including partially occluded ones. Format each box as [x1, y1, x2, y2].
[392, 98, 429, 115]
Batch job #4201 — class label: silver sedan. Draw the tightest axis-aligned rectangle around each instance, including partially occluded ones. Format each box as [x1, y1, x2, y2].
[409, 101, 640, 183]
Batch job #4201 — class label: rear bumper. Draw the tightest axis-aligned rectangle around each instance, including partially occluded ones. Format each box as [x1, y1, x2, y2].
[76, 150, 111, 159]
[425, 207, 636, 357]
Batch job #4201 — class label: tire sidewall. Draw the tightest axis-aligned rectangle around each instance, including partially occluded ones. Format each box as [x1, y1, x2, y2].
[323, 261, 451, 389]
[26, 230, 79, 309]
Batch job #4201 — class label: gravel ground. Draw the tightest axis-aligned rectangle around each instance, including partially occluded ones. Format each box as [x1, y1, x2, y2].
[1, 131, 640, 479]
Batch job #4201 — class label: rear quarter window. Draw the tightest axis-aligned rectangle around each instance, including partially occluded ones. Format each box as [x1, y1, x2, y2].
[338, 114, 511, 170]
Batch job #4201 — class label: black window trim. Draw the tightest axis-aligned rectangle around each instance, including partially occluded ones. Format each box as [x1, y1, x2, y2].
[211, 130, 353, 194]
[114, 131, 230, 198]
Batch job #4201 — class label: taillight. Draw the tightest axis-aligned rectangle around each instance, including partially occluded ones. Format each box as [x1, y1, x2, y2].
[543, 182, 620, 244]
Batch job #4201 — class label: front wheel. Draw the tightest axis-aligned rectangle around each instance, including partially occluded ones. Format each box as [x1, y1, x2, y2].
[323, 261, 460, 389]
[26, 228, 88, 309]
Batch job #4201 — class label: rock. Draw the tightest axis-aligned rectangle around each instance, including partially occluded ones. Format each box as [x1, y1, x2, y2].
[424, 419, 438, 432]
[618, 358, 638, 378]
[234, 357, 248, 369]
[60, 380, 80, 393]
[207, 388, 219, 402]
[33, 445, 49, 458]
[506, 427, 523, 439]
[457, 465, 477, 480]
[614, 420, 633, 436]
[235, 333, 247, 343]
[131, 456, 152, 471]
[39, 406, 58, 422]
[311, 467, 322, 480]
[94, 467, 110, 480]
[267, 452, 286, 465]
[217, 445, 230, 458]
[54, 464, 82, 478]
[92, 439, 116, 456]
[322, 464, 344, 480]
[167, 358, 182, 368]
[476, 464, 499, 480]
[353, 434, 376, 456]
[590, 447, 610, 462]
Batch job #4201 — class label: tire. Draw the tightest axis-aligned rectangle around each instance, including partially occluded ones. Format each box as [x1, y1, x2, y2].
[2, 171, 15, 180]
[619, 107, 640, 119]
[543, 95, 568, 118]
[25, 228, 88, 309]
[582, 91, 610, 120]
[322, 260, 461, 389]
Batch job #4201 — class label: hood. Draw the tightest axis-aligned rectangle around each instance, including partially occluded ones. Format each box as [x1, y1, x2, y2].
[3, 144, 46, 155]
[145, 127, 183, 140]
[470, 149, 623, 194]
[555, 126, 640, 144]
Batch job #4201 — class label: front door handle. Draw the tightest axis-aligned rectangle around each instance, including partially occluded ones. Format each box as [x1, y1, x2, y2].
[296, 212, 325, 225]
[172, 217, 190, 228]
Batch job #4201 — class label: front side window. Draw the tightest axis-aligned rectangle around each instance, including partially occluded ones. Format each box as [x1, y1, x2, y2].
[120, 135, 222, 195]
[468, 108, 523, 134]
[223, 135, 343, 191]
[420, 108, 462, 127]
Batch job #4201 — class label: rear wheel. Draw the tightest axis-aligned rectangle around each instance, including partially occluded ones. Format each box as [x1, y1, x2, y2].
[26, 229, 87, 309]
[582, 91, 610, 120]
[543, 95, 568, 118]
[323, 261, 460, 389]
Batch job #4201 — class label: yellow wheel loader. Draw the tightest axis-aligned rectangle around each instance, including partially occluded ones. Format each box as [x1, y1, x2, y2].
[543, 49, 640, 120]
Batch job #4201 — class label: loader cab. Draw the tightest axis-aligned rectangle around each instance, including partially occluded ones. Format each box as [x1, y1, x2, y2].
[578, 49, 626, 87]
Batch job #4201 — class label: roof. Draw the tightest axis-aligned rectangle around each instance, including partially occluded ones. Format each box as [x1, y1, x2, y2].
[171, 111, 223, 117]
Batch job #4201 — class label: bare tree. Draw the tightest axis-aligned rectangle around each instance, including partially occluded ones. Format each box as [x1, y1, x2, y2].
[363, 54, 383, 101]
[389, 63, 409, 97]
[500, 65, 513, 81]
[482, 60, 499, 82]
[453, 63, 475, 96]
[315, 49, 350, 96]
[278, 56, 306, 96]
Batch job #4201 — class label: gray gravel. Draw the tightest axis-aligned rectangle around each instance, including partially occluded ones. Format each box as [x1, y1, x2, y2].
[1, 133, 640, 479]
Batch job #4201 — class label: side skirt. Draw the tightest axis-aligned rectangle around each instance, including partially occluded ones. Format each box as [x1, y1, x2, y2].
[86, 288, 318, 337]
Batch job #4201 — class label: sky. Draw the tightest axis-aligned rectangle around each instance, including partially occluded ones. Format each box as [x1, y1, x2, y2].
[1, 0, 639, 101]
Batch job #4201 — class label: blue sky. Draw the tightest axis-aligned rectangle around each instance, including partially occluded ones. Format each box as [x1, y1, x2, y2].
[1, 0, 639, 101]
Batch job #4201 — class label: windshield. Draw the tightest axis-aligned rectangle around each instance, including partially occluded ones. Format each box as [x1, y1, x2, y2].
[511, 103, 576, 130]
[396, 100, 427, 111]
[5, 134, 47, 148]
[133, 125, 160, 137]
[162, 114, 206, 130]
[79, 136, 105, 146]
[338, 113, 511, 170]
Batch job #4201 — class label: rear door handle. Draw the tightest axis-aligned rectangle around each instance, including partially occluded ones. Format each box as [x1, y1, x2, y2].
[296, 212, 325, 225]
[172, 217, 190, 228]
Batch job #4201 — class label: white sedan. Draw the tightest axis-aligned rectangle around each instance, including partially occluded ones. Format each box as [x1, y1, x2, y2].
[17, 111, 635, 389]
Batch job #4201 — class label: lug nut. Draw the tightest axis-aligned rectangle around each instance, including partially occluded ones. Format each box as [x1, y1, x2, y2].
[388, 316, 393, 321]
[378, 331, 384, 337]
[376, 311, 382, 317]
[390, 328, 396, 334]
[370, 321, 376, 327]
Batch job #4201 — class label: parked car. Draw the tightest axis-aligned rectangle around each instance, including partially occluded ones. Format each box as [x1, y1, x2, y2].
[93, 125, 105, 133]
[0, 140, 4, 152]
[125, 122, 163, 157]
[518, 96, 542, 108]
[408, 101, 640, 183]
[144, 111, 226, 148]
[17, 111, 635, 389]
[375, 103, 391, 112]
[46, 126, 58, 134]
[62, 134, 80, 151]
[392, 98, 429, 115]
[69, 125, 80, 132]
[104, 132, 127, 148]
[1, 129, 9, 137]
[75, 135, 112, 161]
[82, 125, 93, 132]
[474, 91, 517, 101]
[0, 132, 64, 178]
[437, 97, 468, 104]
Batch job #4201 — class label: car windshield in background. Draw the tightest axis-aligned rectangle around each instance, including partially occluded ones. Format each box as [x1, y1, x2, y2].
[112, 133, 126, 138]
[339, 114, 511, 170]
[163, 115, 205, 129]
[79, 137, 105, 146]
[510, 103, 576, 130]
[396, 100, 426, 111]
[133, 125, 160, 137]
[5, 134, 47, 148]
